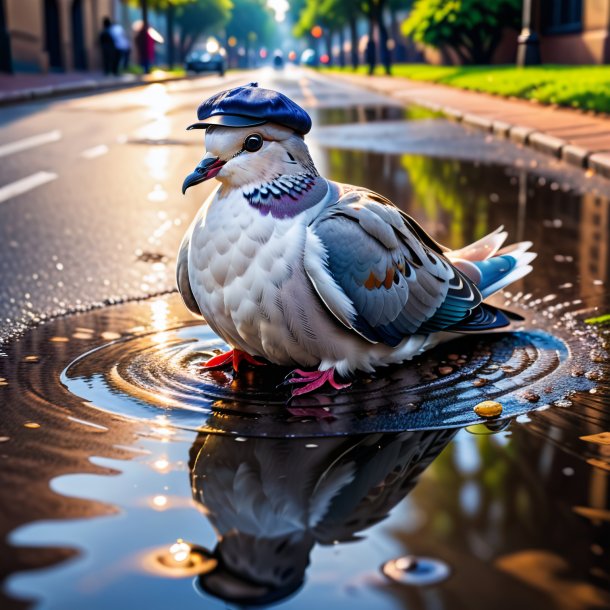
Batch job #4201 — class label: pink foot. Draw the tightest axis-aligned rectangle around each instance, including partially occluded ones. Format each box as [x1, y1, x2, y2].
[202, 349, 266, 372]
[285, 367, 351, 396]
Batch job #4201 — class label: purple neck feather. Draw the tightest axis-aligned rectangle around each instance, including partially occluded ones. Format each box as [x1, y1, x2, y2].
[242, 173, 330, 219]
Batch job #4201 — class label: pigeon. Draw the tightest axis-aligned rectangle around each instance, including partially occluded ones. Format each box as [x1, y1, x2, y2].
[178, 83, 536, 396]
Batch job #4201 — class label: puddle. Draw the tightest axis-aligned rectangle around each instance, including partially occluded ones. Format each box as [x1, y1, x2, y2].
[2, 90, 610, 608]
[58, 301, 581, 436]
[310, 105, 435, 127]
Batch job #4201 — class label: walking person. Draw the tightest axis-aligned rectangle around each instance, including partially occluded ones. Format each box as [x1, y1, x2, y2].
[99, 17, 118, 75]
[110, 21, 131, 74]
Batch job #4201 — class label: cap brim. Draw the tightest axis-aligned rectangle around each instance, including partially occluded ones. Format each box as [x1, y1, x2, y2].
[187, 114, 267, 130]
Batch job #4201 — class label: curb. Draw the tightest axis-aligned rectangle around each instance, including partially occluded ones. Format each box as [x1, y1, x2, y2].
[324, 70, 610, 180]
[0, 73, 193, 106]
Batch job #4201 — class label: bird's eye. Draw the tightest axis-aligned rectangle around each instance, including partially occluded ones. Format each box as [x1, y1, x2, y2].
[243, 133, 263, 152]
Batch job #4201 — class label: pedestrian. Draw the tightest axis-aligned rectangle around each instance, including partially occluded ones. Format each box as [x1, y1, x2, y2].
[99, 17, 118, 76]
[110, 22, 131, 74]
[134, 21, 155, 72]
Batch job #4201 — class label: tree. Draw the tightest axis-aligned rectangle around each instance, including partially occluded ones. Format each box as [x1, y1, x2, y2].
[402, 0, 521, 65]
[175, 0, 232, 61]
[294, 0, 353, 67]
[225, 0, 276, 67]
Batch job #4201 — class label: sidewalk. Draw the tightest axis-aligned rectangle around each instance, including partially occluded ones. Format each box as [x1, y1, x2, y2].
[0, 70, 190, 106]
[326, 71, 610, 179]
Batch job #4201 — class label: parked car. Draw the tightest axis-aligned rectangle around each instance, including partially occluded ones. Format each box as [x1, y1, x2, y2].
[185, 50, 225, 75]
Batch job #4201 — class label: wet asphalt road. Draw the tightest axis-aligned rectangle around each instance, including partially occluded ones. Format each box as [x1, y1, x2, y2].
[0, 67, 407, 344]
[2, 66, 610, 347]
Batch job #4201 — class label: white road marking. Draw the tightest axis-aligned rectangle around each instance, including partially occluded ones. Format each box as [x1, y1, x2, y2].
[0, 171, 58, 204]
[0, 130, 61, 158]
[80, 144, 109, 159]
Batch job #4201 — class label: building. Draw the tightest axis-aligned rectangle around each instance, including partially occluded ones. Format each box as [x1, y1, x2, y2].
[1, 0, 115, 73]
[538, 0, 610, 64]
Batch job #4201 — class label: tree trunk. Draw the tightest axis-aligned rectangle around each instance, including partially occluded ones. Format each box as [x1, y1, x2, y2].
[166, 3, 175, 70]
[324, 30, 333, 65]
[377, 0, 391, 75]
[348, 15, 359, 69]
[338, 27, 346, 68]
[366, 0, 376, 75]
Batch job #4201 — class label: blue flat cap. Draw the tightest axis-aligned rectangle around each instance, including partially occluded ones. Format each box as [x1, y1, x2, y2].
[187, 82, 312, 135]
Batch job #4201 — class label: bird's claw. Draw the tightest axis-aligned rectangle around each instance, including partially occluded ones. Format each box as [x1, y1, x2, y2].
[202, 349, 266, 372]
[284, 367, 351, 396]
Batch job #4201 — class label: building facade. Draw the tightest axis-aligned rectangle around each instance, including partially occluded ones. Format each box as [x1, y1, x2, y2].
[539, 0, 610, 63]
[2, 0, 115, 73]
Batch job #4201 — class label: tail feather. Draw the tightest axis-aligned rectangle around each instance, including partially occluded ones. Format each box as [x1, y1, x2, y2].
[448, 228, 536, 300]
[449, 226, 507, 261]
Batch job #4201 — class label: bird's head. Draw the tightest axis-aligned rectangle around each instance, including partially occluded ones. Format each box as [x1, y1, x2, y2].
[182, 122, 317, 194]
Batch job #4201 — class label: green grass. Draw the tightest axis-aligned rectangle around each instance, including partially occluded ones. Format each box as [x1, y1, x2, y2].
[124, 65, 187, 77]
[324, 64, 610, 114]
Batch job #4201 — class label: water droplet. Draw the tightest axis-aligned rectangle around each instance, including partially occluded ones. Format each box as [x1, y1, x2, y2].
[0, 436, 10, 443]
[522, 391, 540, 403]
[382, 555, 451, 586]
[50, 336, 69, 343]
[305, 443, 318, 448]
[23, 422, 40, 429]
[585, 370, 603, 380]
[562, 467, 574, 476]
[554, 399, 572, 408]
[147, 539, 216, 577]
[23, 355, 39, 363]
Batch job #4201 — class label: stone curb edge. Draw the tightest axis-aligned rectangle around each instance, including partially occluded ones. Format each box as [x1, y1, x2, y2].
[326, 71, 610, 180]
[0, 73, 192, 107]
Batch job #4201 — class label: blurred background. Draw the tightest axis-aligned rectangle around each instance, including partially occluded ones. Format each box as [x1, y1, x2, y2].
[0, 1, 604, 77]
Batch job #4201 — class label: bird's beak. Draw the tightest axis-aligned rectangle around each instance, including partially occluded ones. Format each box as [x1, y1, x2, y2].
[182, 154, 226, 194]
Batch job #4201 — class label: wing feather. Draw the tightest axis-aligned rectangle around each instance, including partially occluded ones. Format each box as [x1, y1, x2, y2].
[176, 231, 201, 316]
[306, 185, 482, 347]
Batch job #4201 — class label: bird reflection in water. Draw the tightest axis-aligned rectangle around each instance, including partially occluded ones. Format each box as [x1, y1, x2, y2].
[186, 428, 456, 605]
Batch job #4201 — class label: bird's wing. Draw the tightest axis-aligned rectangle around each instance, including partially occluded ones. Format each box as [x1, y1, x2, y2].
[176, 229, 201, 316]
[304, 187, 482, 346]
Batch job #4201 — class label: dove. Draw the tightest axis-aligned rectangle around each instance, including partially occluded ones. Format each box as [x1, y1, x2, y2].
[178, 83, 536, 396]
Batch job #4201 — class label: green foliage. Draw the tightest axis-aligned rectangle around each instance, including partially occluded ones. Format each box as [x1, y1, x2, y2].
[175, 0, 232, 57]
[121, 0, 193, 9]
[225, 0, 276, 48]
[294, 0, 360, 38]
[402, 0, 521, 64]
[324, 64, 610, 114]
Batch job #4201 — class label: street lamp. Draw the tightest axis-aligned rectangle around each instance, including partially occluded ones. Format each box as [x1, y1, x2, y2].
[517, 0, 541, 66]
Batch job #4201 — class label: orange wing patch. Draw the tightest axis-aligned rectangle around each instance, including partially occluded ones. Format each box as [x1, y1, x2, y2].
[364, 267, 399, 290]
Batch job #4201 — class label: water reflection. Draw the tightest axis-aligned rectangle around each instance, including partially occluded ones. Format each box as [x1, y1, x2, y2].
[188, 429, 455, 604]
